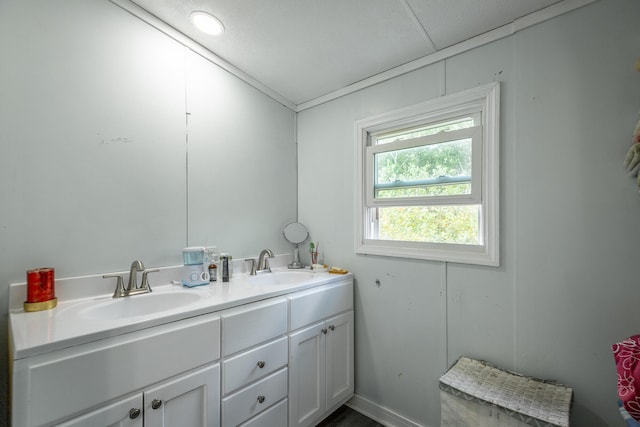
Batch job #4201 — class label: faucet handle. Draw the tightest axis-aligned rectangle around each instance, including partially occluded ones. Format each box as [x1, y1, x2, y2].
[245, 259, 257, 275]
[141, 269, 159, 292]
[104, 274, 125, 298]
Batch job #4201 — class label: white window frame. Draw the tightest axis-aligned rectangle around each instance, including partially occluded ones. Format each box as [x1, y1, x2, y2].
[366, 120, 482, 207]
[354, 82, 500, 266]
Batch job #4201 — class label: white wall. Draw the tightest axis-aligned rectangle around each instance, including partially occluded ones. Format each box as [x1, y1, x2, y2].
[1, 0, 638, 425]
[0, 0, 296, 423]
[297, 0, 640, 425]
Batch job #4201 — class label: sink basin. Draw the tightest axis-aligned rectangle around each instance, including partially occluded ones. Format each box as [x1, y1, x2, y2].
[246, 270, 315, 286]
[79, 291, 201, 320]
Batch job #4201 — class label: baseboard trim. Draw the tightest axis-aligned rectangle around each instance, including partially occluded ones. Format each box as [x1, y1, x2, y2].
[345, 394, 429, 427]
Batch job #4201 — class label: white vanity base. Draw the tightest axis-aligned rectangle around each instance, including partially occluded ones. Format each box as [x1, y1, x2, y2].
[9, 266, 353, 427]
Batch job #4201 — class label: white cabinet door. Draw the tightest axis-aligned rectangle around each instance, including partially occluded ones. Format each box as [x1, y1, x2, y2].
[325, 311, 354, 410]
[144, 364, 220, 427]
[57, 394, 143, 427]
[289, 310, 355, 427]
[289, 322, 326, 427]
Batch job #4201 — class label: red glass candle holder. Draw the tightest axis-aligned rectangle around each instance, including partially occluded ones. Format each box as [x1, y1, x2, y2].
[24, 268, 57, 312]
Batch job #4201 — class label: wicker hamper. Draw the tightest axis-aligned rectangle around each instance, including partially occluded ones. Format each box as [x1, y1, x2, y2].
[439, 357, 572, 427]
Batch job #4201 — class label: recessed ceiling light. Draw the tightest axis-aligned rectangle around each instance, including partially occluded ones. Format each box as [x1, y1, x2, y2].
[190, 11, 224, 36]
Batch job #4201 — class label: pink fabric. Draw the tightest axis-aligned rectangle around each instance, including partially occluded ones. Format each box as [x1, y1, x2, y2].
[613, 335, 640, 421]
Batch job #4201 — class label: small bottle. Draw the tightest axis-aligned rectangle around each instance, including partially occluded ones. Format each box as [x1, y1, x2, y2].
[221, 253, 232, 282]
[206, 247, 219, 282]
[208, 262, 217, 282]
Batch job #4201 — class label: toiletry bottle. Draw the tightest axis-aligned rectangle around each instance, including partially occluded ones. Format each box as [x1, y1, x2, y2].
[207, 246, 220, 282]
[221, 254, 232, 282]
[208, 262, 217, 282]
[207, 247, 218, 282]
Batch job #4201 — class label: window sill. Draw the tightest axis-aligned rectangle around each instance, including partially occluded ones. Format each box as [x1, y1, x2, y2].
[356, 239, 499, 266]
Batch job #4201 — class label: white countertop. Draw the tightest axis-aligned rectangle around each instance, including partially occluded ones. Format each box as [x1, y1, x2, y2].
[9, 260, 352, 360]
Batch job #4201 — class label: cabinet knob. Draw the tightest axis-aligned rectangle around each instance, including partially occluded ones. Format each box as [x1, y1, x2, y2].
[321, 328, 328, 334]
[329, 325, 335, 331]
[257, 395, 266, 404]
[257, 360, 266, 368]
[129, 408, 141, 419]
[151, 399, 163, 410]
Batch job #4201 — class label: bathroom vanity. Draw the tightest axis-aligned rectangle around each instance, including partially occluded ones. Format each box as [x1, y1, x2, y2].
[9, 266, 353, 427]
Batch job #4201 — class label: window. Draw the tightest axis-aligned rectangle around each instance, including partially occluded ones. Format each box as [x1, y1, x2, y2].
[355, 83, 499, 266]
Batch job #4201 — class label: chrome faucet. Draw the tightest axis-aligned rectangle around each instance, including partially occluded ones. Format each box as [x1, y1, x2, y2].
[257, 249, 275, 273]
[103, 260, 159, 298]
[127, 260, 145, 291]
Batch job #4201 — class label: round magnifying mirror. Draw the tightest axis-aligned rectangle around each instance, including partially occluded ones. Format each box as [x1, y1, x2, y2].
[282, 222, 309, 269]
[283, 222, 309, 244]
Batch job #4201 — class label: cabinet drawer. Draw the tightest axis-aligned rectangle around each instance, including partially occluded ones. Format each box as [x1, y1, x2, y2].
[289, 279, 353, 330]
[222, 367, 288, 427]
[223, 336, 288, 395]
[221, 298, 287, 356]
[239, 398, 287, 427]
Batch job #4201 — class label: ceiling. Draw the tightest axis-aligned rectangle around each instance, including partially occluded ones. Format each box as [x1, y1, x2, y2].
[128, 0, 566, 106]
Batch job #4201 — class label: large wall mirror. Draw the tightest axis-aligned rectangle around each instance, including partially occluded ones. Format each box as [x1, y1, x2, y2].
[0, 0, 297, 280]
[185, 50, 297, 259]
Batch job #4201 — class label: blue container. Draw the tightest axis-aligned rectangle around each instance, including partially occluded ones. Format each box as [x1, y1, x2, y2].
[619, 400, 640, 426]
[182, 247, 205, 266]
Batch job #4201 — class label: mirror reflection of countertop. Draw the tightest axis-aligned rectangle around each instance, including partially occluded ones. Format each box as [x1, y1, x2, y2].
[9, 261, 351, 360]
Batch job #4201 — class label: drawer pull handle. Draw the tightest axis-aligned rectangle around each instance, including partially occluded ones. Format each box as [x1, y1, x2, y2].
[329, 325, 335, 331]
[151, 399, 163, 410]
[129, 408, 141, 419]
[257, 360, 266, 368]
[321, 328, 328, 334]
[257, 395, 266, 404]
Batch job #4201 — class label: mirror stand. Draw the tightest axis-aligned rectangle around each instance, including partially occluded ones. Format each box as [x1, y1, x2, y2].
[290, 246, 304, 269]
[283, 222, 309, 269]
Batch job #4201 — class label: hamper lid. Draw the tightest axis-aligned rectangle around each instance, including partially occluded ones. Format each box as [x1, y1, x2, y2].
[439, 357, 572, 427]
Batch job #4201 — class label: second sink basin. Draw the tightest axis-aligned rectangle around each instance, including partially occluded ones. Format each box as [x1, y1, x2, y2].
[79, 291, 201, 320]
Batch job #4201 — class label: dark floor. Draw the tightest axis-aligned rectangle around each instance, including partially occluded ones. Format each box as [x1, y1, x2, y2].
[316, 405, 384, 427]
